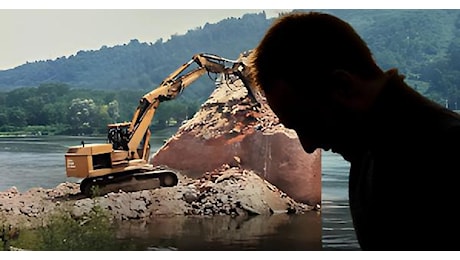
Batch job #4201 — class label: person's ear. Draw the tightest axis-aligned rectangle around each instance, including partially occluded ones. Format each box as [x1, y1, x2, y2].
[329, 69, 362, 109]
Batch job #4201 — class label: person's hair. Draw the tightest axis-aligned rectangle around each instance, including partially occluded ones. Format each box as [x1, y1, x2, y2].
[248, 11, 383, 93]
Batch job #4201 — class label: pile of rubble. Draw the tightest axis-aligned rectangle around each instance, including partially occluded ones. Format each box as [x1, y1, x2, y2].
[0, 165, 316, 229]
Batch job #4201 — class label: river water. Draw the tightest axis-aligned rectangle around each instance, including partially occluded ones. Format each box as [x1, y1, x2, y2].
[0, 134, 360, 250]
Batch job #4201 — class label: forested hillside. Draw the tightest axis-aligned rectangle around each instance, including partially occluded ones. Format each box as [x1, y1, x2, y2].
[0, 12, 270, 97]
[334, 9, 460, 104]
[1, 10, 459, 135]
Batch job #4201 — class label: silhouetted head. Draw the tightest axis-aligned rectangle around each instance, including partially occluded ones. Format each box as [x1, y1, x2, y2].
[249, 11, 385, 160]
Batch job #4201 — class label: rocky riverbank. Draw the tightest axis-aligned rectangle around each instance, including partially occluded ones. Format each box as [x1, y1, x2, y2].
[0, 164, 317, 230]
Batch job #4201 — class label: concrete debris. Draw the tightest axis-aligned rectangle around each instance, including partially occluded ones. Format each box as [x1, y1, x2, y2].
[0, 164, 315, 229]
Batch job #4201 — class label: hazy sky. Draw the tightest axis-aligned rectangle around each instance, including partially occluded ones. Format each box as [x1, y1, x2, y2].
[1, 1, 457, 71]
[0, 9, 291, 70]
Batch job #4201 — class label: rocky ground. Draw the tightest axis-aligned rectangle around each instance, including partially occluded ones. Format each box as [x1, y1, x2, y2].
[0, 164, 318, 230]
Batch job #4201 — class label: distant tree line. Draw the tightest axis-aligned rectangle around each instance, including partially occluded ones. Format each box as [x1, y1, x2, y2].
[0, 83, 201, 135]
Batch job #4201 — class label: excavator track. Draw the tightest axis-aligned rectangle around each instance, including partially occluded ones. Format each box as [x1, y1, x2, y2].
[80, 167, 179, 197]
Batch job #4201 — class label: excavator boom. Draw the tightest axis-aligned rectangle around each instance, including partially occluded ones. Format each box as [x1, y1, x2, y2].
[118, 53, 245, 160]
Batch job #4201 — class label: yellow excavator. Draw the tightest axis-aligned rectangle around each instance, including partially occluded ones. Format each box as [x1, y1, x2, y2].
[65, 53, 253, 197]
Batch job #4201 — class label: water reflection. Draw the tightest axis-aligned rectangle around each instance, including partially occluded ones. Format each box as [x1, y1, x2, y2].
[321, 200, 360, 250]
[115, 212, 321, 251]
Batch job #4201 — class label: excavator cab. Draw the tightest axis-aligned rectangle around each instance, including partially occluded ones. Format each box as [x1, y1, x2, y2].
[107, 122, 131, 150]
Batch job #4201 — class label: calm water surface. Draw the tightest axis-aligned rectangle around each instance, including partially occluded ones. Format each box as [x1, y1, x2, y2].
[0, 135, 359, 250]
[322, 151, 360, 250]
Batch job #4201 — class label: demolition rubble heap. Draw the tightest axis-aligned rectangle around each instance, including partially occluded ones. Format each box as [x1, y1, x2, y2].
[0, 165, 314, 228]
[151, 75, 321, 205]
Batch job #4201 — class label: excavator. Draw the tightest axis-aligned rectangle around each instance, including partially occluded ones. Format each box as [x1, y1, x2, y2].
[64, 52, 254, 197]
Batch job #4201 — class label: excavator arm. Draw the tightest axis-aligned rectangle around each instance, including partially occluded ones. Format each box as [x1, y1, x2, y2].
[107, 53, 246, 162]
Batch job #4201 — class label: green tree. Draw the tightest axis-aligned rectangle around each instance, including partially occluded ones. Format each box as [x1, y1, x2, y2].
[7, 108, 27, 127]
[68, 98, 98, 135]
[107, 100, 120, 123]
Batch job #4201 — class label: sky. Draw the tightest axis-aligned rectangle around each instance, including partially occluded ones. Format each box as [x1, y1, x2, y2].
[1, 1, 458, 71]
[0, 8, 289, 70]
